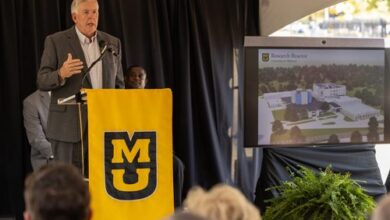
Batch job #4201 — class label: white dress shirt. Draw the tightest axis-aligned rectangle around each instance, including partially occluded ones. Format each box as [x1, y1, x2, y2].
[75, 27, 103, 89]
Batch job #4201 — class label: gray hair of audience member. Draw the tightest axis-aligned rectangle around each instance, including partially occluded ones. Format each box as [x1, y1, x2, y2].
[183, 184, 261, 220]
[24, 163, 91, 220]
[372, 194, 390, 220]
[71, 0, 99, 14]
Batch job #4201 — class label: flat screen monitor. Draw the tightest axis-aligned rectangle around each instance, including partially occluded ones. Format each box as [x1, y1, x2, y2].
[244, 36, 388, 147]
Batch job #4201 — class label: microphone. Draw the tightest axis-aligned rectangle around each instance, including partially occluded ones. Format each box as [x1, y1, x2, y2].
[99, 40, 108, 54]
[99, 40, 118, 56]
[80, 40, 108, 88]
[107, 45, 118, 56]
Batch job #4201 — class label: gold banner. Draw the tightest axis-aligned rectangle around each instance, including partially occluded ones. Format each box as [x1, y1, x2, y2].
[87, 89, 174, 220]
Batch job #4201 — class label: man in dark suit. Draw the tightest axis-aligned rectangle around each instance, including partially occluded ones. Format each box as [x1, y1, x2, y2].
[124, 65, 148, 89]
[23, 90, 53, 170]
[37, 0, 124, 171]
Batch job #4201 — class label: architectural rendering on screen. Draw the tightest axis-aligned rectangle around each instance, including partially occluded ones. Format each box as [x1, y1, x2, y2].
[257, 48, 384, 145]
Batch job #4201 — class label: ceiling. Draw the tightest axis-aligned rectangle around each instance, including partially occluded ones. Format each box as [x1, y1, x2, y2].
[260, 0, 346, 35]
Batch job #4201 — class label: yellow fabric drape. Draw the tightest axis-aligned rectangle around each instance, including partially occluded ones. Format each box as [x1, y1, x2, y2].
[87, 89, 174, 220]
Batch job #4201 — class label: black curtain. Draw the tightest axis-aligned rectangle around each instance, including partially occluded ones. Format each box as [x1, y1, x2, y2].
[0, 0, 259, 218]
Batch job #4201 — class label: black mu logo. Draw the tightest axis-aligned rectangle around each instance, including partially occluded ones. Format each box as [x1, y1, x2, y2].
[262, 53, 270, 62]
[104, 131, 157, 200]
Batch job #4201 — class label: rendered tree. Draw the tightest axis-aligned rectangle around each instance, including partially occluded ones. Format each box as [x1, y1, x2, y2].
[290, 126, 305, 143]
[259, 84, 269, 94]
[285, 105, 299, 122]
[367, 116, 379, 142]
[350, 130, 363, 143]
[320, 102, 330, 112]
[327, 134, 340, 144]
[272, 120, 284, 134]
[270, 133, 278, 144]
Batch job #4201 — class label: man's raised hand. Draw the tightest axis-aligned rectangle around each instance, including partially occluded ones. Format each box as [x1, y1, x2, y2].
[59, 53, 84, 79]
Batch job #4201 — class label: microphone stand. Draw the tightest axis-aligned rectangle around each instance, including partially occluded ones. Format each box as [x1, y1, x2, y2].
[78, 44, 108, 102]
[77, 44, 108, 177]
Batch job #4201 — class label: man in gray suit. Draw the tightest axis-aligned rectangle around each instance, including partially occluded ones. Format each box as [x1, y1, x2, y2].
[23, 90, 54, 170]
[37, 0, 124, 172]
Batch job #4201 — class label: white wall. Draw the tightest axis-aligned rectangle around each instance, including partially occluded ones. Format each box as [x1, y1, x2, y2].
[375, 144, 390, 182]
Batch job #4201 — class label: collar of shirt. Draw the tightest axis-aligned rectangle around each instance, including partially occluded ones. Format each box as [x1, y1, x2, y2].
[75, 26, 97, 45]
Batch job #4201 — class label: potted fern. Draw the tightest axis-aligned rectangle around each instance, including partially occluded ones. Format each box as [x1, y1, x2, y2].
[263, 166, 375, 220]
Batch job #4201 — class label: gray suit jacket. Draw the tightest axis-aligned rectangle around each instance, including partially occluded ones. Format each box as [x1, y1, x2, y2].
[37, 27, 124, 142]
[23, 90, 52, 170]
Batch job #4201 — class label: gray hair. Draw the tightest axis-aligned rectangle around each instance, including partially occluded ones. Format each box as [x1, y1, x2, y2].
[372, 194, 390, 220]
[71, 0, 99, 14]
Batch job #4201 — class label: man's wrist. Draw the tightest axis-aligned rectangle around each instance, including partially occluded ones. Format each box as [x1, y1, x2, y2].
[58, 69, 66, 85]
[58, 68, 65, 80]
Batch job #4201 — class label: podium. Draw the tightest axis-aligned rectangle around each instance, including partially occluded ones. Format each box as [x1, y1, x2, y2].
[57, 89, 175, 219]
[57, 90, 88, 177]
[86, 89, 174, 220]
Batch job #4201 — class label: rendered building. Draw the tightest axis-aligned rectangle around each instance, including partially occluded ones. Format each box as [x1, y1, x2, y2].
[291, 89, 312, 105]
[313, 83, 346, 101]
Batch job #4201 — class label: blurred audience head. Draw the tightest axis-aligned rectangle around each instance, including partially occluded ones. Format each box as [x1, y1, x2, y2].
[23, 163, 91, 220]
[182, 184, 261, 220]
[372, 193, 390, 220]
[125, 65, 147, 89]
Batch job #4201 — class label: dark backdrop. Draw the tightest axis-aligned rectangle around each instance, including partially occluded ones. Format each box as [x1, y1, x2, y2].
[0, 0, 259, 218]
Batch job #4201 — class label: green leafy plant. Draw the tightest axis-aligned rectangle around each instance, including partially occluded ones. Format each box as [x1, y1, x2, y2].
[263, 166, 375, 220]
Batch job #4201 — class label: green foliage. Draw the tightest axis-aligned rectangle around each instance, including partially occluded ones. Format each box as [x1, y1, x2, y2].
[263, 166, 375, 220]
[365, 0, 390, 11]
[366, 0, 378, 10]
